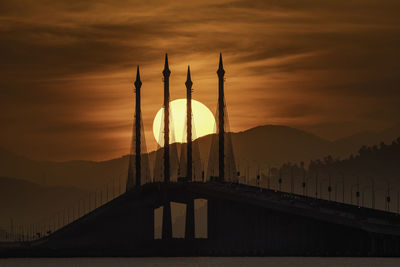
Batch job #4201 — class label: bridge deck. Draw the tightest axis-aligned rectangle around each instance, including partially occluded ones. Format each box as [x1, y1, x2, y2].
[1, 181, 400, 257]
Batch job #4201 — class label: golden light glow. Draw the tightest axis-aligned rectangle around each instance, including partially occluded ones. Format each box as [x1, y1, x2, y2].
[152, 99, 216, 146]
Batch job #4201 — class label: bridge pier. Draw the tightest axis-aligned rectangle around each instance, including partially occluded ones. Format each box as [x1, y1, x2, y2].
[162, 201, 172, 240]
[185, 199, 195, 240]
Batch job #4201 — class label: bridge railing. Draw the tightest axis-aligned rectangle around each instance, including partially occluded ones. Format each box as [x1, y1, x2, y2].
[232, 166, 400, 216]
[0, 172, 127, 243]
[2, 164, 399, 243]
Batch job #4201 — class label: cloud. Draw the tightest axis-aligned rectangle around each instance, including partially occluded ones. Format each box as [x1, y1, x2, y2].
[0, 0, 399, 160]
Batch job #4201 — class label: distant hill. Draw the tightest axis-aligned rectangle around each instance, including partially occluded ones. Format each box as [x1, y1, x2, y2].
[332, 122, 400, 158]
[304, 139, 400, 211]
[0, 123, 399, 230]
[0, 177, 88, 232]
[230, 125, 330, 166]
[332, 131, 378, 157]
[0, 123, 399, 191]
[0, 146, 129, 190]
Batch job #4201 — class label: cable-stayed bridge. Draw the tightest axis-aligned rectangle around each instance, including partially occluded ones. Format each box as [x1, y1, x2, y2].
[1, 54, 400, 257]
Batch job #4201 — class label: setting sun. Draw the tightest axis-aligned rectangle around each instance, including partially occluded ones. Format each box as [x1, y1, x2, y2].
[152, 99, 216, 146]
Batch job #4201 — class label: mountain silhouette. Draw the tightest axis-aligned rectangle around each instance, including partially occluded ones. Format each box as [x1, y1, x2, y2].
[0, 177, 88, 233]
[332, 122, 400, 157]
[230, 125, 330, 167]
[0, 147, 129, 190]
[1, 123, 399, 191]
[1, 123, 400, 235]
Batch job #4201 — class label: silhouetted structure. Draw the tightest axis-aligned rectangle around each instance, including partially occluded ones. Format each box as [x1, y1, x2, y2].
[4, 182, 400, 257]
[126, 66, 150, 190]
[4, 55, 400, 257]
[163, 54, 171, 183]
[186, 66, 193, 182]
[185, 66, 195, 240]
[135, 67, 142, 187]
[207, 53, 237, 182]
[217, 53, 225, 180]
[162, 54, 172, 240]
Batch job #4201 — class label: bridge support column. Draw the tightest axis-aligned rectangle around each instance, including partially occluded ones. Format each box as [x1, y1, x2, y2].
[162, 202, 172, 239]
[185, 199, 195, 240]
[135, 205, 155, 243]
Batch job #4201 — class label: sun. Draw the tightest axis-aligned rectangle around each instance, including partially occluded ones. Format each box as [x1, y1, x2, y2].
[153, 99, 216, 146]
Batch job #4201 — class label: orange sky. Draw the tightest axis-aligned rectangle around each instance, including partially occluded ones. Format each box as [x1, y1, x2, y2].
[1, 0, 400, 161]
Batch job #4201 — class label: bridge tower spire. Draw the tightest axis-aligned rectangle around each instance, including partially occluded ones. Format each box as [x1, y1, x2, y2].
[207, 53, 237, 182]
[185, 66, 195, 240]
[162, 53, 172, 240]
[163, 53, 171, 183]
[217, 53, 225, 180]
[186, 65, 193, 181]
[134, 66, 142, 187]
[126, 65, 146, 190]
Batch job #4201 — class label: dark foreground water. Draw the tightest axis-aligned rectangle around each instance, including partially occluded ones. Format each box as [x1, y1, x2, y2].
[1, 257, 400, 266]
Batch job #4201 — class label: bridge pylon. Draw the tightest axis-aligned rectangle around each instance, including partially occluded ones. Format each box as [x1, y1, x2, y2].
[126, 66, 150, 191]
[207, 53, 237, 182]
[185, 66, 195, 239]
[162, 54, 173, 239]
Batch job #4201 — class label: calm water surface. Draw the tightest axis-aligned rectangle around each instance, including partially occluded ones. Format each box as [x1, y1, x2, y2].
[1, 257, 400, 266]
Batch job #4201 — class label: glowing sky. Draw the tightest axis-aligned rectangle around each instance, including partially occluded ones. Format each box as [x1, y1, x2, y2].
[1, 0, 399, 161]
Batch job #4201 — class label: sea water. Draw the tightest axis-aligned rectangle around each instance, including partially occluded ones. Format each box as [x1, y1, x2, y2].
[1, 257, 400, 266]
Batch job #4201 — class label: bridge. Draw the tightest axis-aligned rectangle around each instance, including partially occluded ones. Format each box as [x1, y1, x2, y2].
[2, 181, 400, 256]
[1, 54, 400, 257]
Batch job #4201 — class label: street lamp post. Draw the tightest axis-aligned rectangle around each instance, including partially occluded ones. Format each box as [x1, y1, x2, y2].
[319, 177, 331, 201]
[302, 178, 307, 197]
[386, 182, 391, 212]
[372, 178, 375, 209]
[290, 166, 294, 194]
[328, 174, 332, 201]
[350, 183, 360, 206]
[315, 173, 319, 199]
[357, 177, 360, 207]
